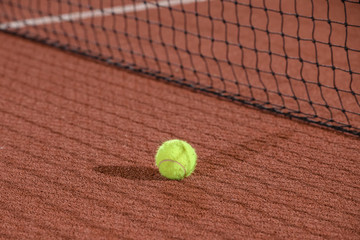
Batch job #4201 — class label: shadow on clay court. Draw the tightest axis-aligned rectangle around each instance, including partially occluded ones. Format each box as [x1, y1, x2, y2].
[94, 165, 166, 181]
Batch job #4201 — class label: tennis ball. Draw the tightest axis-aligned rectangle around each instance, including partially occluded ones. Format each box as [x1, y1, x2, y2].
[155, 139, 197, 180]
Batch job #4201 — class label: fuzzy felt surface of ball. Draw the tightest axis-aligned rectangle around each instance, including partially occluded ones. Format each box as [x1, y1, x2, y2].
[155, 139, 197, 180]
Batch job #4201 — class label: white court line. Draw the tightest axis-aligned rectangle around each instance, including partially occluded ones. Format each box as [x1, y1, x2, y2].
[0, 0, 208, 30]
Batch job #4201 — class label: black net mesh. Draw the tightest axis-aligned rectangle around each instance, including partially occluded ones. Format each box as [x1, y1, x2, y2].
[1, 0, 359, 135]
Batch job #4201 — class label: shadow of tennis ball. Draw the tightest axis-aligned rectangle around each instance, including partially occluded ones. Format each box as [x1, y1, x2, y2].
[94, 165, 165, 181]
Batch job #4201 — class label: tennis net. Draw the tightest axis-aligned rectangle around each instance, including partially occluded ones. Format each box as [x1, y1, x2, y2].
[1, 0, 359, 135]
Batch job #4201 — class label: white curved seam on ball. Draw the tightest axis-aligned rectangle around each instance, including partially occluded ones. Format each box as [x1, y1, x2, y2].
[158, 159, 186, 177]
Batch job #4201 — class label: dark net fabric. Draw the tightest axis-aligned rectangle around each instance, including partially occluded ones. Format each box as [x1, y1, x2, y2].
[1, 0, 359, 135]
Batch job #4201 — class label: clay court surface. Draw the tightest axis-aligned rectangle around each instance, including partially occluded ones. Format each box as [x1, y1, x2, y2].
[1, 0, 360, 239]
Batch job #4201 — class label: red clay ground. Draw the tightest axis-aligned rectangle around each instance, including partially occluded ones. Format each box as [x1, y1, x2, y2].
[2, 0, 359, 131]
[0, 32, 359, 239]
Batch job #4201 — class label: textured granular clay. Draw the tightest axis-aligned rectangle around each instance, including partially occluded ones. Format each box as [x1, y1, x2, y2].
[1, 33, 359, 239]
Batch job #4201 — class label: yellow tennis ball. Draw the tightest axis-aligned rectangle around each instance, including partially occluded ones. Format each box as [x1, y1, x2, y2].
[155, 139, 197, 180]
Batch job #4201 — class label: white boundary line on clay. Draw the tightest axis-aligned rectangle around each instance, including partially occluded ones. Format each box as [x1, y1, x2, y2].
[0, 0, 207, 30]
